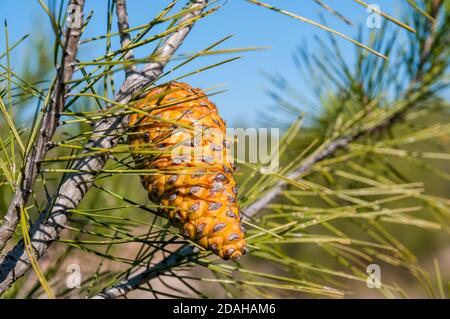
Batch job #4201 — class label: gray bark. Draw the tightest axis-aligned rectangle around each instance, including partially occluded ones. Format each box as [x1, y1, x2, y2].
[0, 0, 86, 252]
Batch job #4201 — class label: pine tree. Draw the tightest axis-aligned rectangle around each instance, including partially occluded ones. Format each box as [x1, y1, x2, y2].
[0, 0, 448, 299]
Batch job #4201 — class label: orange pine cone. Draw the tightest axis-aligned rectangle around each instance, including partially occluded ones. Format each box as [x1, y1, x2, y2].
[128, 82, 247, 260]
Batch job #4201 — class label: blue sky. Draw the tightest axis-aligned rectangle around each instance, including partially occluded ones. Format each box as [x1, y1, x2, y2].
[0, 0, 406, 126]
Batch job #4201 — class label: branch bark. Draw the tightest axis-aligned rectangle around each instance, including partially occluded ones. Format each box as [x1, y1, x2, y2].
[0, 0, 86, 253]
[0, 0, 208, 296]
[92, 245, 196, 299]
[116, 0, 137, 76]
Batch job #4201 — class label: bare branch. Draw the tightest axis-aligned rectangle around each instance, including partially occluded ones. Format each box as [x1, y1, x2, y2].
[92, 246, 197, 299]
[115, 0, 137, 76]
[244, 136, 356, 217]
[0, 0, 208, 296]
[0, 0, 86, 252]
[142, 0, 207, 81]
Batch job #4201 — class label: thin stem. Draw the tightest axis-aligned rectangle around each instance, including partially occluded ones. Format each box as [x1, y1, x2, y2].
[115, 0, 137, 77]
[0, 0, 86, 252]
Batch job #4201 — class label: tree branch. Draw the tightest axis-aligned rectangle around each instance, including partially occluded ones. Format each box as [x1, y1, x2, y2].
[92, 245, 197, 299]
[0, 0, 86, 253]
[116, 0, 137, 76]
[243, 0, 445, 219]
[0, 0, 208, 296]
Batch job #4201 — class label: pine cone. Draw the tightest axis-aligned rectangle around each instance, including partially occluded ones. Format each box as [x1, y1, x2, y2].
[128, 82, 247, 260]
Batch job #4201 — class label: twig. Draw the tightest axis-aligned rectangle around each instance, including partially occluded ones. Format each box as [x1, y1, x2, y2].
[142, 0, 207, 81]
[0, 0, 208, 296]
[0, 0, 86, 253]
[244, 135, 356, 217]
[92, 245, 197, 299]
[115, 0, 137, 76]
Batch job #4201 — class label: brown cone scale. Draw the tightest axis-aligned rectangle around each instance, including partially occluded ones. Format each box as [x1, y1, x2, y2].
[128, 82, 247, 260]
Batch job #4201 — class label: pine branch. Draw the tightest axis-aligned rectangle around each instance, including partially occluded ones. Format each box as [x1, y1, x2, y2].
[92, 245, 196, 299]
[116, 0, 137, 76]
[141, 1, 206, 82]
[92, 1, 446, 299]
[246, 0, 444, 219]
[0, 0, 86, 252]
[93, 91, 426, 300]
[410, 0, 442, 86]
[0, 0, 208, 296]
